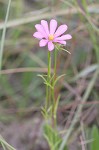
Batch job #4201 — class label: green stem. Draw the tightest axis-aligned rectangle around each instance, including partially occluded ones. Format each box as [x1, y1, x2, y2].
[46, 51, 51, 111]
[48, 51, 51, 79]
[54, 48, 57, 77]
[45, 49, 58, 127]
[52, 48, 57, 127]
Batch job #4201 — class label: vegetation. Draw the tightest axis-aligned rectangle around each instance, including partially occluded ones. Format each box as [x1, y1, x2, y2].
[0, 0, 99, 150]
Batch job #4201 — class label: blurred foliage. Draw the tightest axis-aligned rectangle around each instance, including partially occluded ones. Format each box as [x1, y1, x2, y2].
[44, 124, 68, 150]
[0, 0, 99, 149]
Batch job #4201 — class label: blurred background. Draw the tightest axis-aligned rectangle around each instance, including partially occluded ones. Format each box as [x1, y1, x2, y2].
[0, 0, 99, 150]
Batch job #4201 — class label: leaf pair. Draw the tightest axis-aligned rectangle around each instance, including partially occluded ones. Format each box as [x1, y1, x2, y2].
[38, 74, 66, 89]
[38, 74, 53, 89]
[41, 106, 53, 119]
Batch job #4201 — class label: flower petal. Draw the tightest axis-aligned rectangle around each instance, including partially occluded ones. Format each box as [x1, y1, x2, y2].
[54, 25, 68, 38]
[55, 34, 72, 41]
[39, 39, 48, 47]
[48, 41, 54, 51]
[35, 24, 47, 38]
[50, 19, 57, 35]
[54, 39, 66, 45]
[59, 41, 66, 45]
[41, 20, 49, 36]
[33, 32, 44, 39]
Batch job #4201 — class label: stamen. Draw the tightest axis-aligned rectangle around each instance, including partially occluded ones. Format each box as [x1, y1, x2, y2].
[48, 35, 54, 41]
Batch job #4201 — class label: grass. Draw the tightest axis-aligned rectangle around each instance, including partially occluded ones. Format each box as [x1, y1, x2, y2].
[0, 135, 16, 150]
[60, 67, 99, 150]
[0, 0, 11, 70]
[0, 0, 99, 150]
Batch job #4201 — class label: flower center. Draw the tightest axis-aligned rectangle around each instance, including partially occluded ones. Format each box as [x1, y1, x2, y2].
[48, 35, 54, 41]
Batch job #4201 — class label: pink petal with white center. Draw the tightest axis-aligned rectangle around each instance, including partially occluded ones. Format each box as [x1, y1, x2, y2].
[55, 34, 72, 41]
[33, 32, 44, 39]
[35, 24, 47, 38]
[39, 39, 48, 47]
[50, 19, 57, 35]
[48, 41, 54, 51]
[54, 25, 68, 38]
[41, 20, 49, 36]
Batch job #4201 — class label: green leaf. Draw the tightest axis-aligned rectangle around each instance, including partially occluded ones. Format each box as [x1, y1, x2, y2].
[55, 45, 71, 54]
[60, 48, 71, 54]
[41, 106, 52, 119]
[91, 126, 99, 150]
[53, 74, 66, 86]
[44, 124, 68, 150]
[53, 95, 60, 120]
[38, 74, 54, 89]
[38, 74, 47, 83]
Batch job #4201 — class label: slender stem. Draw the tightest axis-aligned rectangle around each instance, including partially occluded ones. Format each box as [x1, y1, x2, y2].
[46, 51, 51, 110]
[53, 48, 57, 101]
[46, 78, 48, 110]
[48, 51, 51, 79]
[45, 49, 58, 127]
[54, 48, 57, 79]
[52, 48, 57, 127]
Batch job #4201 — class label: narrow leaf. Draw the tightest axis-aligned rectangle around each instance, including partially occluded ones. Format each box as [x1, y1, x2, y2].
[91, 126, 99, 150]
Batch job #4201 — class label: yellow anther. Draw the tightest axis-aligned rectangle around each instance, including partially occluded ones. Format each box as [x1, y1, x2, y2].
[48, 35, 54, 41]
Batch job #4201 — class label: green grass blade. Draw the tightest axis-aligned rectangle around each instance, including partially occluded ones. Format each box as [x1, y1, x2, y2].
[0, 135, 16, 150]
[91, 126, 99, 150]
[1, 141, 7, 150]
[0, 0, 12, 70]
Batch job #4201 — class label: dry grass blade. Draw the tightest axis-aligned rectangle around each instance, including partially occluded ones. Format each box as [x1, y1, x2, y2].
[59, 68, 99, 150]
[0, 67, 50, 74]
[0, 4, 98, 30]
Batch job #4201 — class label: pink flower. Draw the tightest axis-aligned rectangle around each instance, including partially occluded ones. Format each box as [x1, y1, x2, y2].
[33, 19, 72, 51]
